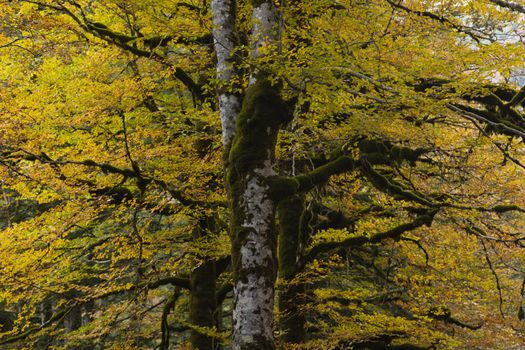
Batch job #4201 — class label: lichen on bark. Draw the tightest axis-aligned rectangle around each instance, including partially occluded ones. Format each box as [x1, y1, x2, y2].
[228, 75, 291, 350]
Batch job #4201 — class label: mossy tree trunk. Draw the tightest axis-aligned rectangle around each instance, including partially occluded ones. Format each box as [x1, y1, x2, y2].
[228, 75, 289, 350]
[277, 195, 308, 344]
[190, 261, 218, 350]
[189, 216, 223, 350]
[212, 0, 284, 349]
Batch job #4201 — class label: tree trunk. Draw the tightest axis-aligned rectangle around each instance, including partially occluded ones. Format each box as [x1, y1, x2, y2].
[189, 216, 221, 350]
[228, 75, 289, 350]
[190, 260, 218, 350]
[212, 1, 283, 349]
[211, 0, 242, 153]
[64, 304, 82, 332]
[277, 195, 307, 344]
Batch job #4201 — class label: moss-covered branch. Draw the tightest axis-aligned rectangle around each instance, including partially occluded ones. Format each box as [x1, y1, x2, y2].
[269, 138, 430, 202]
[304, 210, 437, 263]
[447, 203, 525, 214]
[448, 103, 525, 138]
[357, 139, 429, 166]
[360, 160, 434, 206]
[268, 156, 355, 201]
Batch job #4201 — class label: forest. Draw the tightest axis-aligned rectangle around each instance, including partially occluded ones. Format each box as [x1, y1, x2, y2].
[0, 0, 525, 349]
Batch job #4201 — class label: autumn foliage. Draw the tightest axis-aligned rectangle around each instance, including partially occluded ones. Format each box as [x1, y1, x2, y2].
[0, 0, 524, 349]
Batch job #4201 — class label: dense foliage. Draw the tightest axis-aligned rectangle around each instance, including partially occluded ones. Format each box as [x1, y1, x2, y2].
[0, 0, 524, 349]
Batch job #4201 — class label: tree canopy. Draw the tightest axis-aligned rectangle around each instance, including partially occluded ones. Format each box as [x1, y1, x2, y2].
[0, 0, 524, 349]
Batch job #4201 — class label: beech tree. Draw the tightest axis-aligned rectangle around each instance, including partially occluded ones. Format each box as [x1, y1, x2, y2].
[0, 0, 524, 349]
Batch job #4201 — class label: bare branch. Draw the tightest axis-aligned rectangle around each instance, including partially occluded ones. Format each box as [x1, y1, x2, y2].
[490, 0, 525, 14]
[479, 238, 505, 318]
[385, 0, 486, 43]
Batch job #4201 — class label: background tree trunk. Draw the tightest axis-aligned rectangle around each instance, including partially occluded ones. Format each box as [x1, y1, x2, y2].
[190, 261, 218, 350]
[277, 195, 307, 344]
[189, 216, 221, 350]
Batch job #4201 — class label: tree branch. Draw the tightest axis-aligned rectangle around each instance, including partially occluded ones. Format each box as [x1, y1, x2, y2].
[490, 0, 525, 14]
[160, 288, 182, 350]
[385, 0, 486, 42]
[360, 159, 434, 206]
[479, 238, 505, 318]
[0, 306, 72, 345]
[447, 103, 525, 139]
[304, 210, 437, 263]
[2, 148, 225, 210]
[23, 0, 207, 103]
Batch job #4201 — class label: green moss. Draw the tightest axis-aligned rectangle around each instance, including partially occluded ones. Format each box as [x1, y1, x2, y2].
[277, 196, 304, 279]
[358, 139, 427, 165]
[277, 196, 308, 343]
[267, 176, 300, 201]
[227, 75, 290, 307]
[227, 77, 290, 185]
[390, 145, 428, 164]
[294, 156, 355, 193]
[491, 204, 523, 213]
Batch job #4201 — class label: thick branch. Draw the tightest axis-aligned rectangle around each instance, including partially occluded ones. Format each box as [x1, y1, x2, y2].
[3, 149, 223, 210]
[447, 103, 525, 139]
[268, 156, 355, 200]
[428, 306, 483, 330]
[148, 276, 191, 290]
[24, 1, 206, 102]
[269, 138, 430, 202]
[304, 211, 437, 263]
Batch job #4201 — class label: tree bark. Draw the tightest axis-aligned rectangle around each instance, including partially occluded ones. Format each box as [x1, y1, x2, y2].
[189, 216, 221, 350]
[64, 305, 82, 332]
[190, 260, 218, 350]
[211, 0, 242, 151]
[228, 73, 289, 350]
[212, 1, 283, 349]
[277, 195, 307, 344]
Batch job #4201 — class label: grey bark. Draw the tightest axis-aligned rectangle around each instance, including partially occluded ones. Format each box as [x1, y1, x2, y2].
[211, 0, 242, 149]
[211, 1, 284, 349]
[228, 2, 282, 349]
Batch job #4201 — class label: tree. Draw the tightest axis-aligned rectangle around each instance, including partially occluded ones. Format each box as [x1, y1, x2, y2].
[0, 0, 524, 349]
